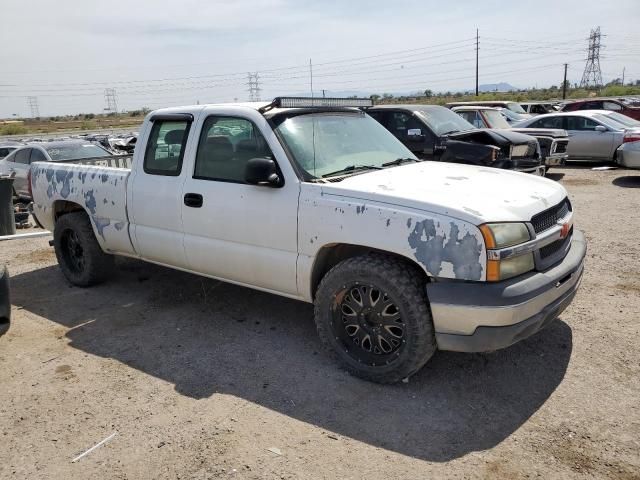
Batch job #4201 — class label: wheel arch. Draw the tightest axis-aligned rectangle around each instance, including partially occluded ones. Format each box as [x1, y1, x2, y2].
[309, 243, 429, 300]
[52, 200, 88, 222]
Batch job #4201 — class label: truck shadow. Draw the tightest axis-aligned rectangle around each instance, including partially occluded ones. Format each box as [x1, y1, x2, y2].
[612, 175, 640, 188]
[10, 260, 572, 462]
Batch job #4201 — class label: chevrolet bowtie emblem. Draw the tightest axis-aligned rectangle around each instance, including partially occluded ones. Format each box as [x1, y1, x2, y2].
[558, 221, 571, 239]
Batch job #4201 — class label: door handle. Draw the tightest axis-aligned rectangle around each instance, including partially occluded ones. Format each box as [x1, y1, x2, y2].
[184, 193, 203, 208]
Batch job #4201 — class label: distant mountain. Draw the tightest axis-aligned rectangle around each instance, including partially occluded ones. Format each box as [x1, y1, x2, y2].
[478, 83, 517, 92]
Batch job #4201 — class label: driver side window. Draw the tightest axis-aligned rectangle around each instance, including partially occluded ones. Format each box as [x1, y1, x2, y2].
[194, 116, 273, 183]
[566, 116, 599, 131]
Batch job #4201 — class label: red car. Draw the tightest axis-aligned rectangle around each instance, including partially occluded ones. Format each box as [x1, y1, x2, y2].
[560, 98, 640, 120]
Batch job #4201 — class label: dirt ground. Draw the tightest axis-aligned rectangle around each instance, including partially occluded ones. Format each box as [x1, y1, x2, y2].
[1, 166, 639, 479]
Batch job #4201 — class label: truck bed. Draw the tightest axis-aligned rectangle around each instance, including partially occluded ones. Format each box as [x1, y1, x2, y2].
[30, 158, 135, 255]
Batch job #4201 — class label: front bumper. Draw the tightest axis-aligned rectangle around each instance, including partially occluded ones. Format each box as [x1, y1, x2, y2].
[616, 143, 640, 169]
[544, 153, 568, 168]
[427, 229, 586, 352]
[0, 265, 10, 327]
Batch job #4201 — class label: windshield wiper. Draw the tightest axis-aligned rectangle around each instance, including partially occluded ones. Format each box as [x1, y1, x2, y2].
[441, 129, 461, 136]
[322, 164, 383, 178]
[382, 157, 420, 167]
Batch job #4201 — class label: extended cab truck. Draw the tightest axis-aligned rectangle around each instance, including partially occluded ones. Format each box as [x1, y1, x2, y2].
[31, 97, 587, 384]
[366, 105, 545, 175]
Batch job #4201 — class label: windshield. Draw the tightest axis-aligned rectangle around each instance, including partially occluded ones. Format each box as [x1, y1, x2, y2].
[604, 111, 640, 127]
[483, 110, 511, 128]
[274, 113, 416, 178]
[417, 107, 474, 135]
[593, 115, 629, 130]
[507, 102, 527, 114]
[44, 143, 111, 161]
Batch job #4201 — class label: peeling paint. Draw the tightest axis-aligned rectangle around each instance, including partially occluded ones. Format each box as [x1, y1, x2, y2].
[446, 176, 468, 181]
[386, 219, 391, 227]
[84, 190, 97, 214]
[93, 217, 110, 239]
[408, 219, 482, 280]
[114, 221, 125, 231]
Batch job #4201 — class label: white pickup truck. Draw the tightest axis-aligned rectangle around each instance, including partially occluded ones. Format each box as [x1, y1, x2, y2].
[30, 97, 586, 383]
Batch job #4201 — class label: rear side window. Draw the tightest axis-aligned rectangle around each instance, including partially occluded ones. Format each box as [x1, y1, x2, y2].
[30, 149, 47, 162]
[603, 101, 622, 111]
[144, 120, 191, 176]
[14, 149, 31, 165]
[194, 116, 273, 183]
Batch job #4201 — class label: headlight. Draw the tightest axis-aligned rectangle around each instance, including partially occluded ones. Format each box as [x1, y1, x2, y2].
[480, 223, 530, 248]
[479, 223, 534, 281]
[497, 253, 534, 280]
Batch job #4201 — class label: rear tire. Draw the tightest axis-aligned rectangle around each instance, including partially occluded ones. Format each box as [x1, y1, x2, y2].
[314, 254, 436, 384]
[53, 211, 114, 287]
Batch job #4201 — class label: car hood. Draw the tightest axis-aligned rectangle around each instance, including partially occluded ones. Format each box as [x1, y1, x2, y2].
[320, 161, 567, 224]
[447, 128, 535, 145]
[509, 127, 569, 138]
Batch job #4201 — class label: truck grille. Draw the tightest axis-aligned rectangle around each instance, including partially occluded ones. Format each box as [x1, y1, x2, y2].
[554, 140, 568, 154]
[530, 198, 571, 233]
[540, 227, 573, 258]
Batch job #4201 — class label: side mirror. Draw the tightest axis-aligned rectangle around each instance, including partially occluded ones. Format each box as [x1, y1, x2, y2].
[244, 158, 282, 187]
[595, 125, 607, 133]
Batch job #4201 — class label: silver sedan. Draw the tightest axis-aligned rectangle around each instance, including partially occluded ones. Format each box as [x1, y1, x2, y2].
[514, 110, 640, 162]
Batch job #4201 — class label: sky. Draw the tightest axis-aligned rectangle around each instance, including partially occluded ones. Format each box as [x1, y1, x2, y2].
[0, 0, 638, 117]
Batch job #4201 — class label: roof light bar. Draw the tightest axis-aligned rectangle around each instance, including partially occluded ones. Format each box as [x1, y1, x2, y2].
[260, 96, 373, 113]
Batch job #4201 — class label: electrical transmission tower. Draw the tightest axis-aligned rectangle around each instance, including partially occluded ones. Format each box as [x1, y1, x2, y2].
[104, 88, 118, 113]
[580, 27, 603, 89]
[27, 96, 40, 118]
[246, 73, 261, 101]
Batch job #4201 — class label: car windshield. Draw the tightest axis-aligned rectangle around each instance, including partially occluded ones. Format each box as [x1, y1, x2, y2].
[506, 102, 527, 114]
[483, 110, 511, 128]
[417, 107, 474, 135]
[604, 111, 640, 127]
[593, 114, 629, 130]
[44, 143, 111, 161]
[274, 112, 417, 179]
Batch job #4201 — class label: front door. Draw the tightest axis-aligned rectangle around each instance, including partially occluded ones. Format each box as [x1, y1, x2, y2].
[180, 112, 300, 295]
[564, 116, 613, 160]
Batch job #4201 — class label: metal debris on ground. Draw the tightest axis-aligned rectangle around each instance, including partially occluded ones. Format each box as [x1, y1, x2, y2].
[267, 447, 283, 456]
[71, 431, 118, 463]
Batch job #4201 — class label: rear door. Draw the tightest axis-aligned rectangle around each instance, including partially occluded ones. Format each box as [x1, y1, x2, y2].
[564, 116, 614, 159]
[180, 108, 300, 295]
[128, 114, 195, 268]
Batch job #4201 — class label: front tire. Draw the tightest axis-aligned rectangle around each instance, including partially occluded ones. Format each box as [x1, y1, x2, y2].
[53, 211, 114, 287]
[314, 254, 436, 384]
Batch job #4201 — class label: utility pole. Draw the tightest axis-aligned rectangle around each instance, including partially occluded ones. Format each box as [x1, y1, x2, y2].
[246, 73, 261, 101]
[309, 59, 314, 98]
[27, 96, 40, 118]
[580, 27, 603, 89]
[104, 88, 118, 113]
[622, 67, 625, 85]
[562, 63, 568, 99]
[475, 29, 479, 97]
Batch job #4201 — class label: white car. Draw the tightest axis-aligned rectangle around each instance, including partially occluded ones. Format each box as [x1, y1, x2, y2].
[515, 110, 640, 162]
[0, 140, 113, 198]
[29, 97, 586, 384]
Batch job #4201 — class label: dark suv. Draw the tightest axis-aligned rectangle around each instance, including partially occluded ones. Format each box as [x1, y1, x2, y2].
[366, 105, 543, 174]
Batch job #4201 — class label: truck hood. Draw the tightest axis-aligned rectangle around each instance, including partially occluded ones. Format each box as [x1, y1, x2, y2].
[320, 161, 567, 224]
[447, 128, 535, 146]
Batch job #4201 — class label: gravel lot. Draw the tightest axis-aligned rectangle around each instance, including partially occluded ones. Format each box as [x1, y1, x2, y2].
[1, 166, 639, 479]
